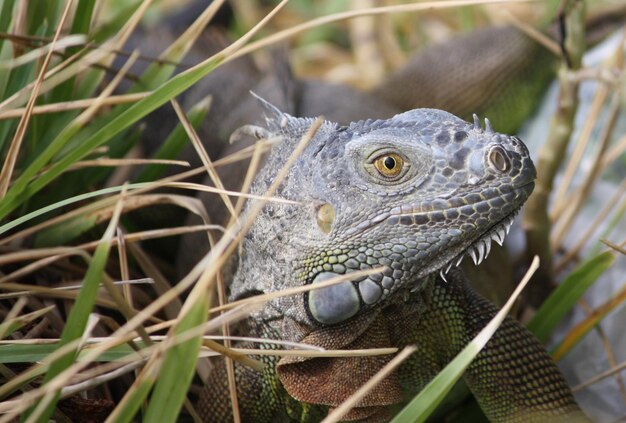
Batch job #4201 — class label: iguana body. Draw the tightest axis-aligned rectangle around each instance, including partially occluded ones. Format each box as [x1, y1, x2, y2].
[197, 104, 588, 422]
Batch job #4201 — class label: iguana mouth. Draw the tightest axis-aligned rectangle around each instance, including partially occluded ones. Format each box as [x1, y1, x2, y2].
[384, 179, 534, 284]
[436, 209, 518, 283]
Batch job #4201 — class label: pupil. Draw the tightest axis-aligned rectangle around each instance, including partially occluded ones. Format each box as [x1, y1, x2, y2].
[384, 156, 396, 170]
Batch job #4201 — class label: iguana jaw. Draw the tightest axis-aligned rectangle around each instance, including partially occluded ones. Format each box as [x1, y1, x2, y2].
[434, 207, 519, 284]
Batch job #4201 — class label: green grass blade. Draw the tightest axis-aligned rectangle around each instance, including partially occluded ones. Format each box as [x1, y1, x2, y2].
[526, 251, 616, 343]
[91, 0, 142, 44]
[0, 0, 15, 112]
[70, 0, 96, 36]
[33, 214, 98, 247]
[0, 42, 13, 149]
[0, 183, 153, 236]
[45, 0, 98, 139]
[22, 194, 125, 421]
[0, 343, 139, 363]
[143, 298, 209, 422]
[0, 0, 15, 33]
[104, 375, 156, 423]
[26, 0, 61, 36]
[391, 258, 539, 423]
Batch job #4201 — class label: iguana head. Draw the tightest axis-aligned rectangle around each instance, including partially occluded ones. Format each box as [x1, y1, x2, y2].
[232, 97, 536, 328]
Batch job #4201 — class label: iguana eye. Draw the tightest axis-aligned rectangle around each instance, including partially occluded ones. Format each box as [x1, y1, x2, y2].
[488, 146, 510, 173]
[373, 153, 404, 178]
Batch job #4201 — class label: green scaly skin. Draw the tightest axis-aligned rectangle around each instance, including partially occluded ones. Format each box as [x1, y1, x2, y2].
[196, 102, 588, 422]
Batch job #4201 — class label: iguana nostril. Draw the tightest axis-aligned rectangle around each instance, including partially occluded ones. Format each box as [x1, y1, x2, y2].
[316, 203, 335, 234]
[308, 272, 359, 324]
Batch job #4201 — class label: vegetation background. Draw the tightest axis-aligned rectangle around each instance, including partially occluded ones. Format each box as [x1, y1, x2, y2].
[0, 0, 623, 422]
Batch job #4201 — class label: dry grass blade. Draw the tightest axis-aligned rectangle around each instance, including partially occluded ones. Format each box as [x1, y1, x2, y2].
[0, 281, 121, 311]
[98, 273, 154, 347]
[59, 360, 146, 399]
[0, 146, 283, 243]
[551, 93, 621, 249]
[219, 347, 398, 358]
[126, 242, 183, 320]
[0, 252, 80, 284]
[0, 297, 28, 339]
[69, 47, 142, 129]
[551, 82, 609, 219]
[215, 139, 275, 168]
[573, 359, 626, 393]
[0, 224, 222, 267]
[601, 239, 626, 255]
[230, 134, 267, 225]
[172, 98, 236, 218]
[210, 266, 386, 313]
[0, 45, 81, 112]
[0, 171, 210, 243]
[0, 34, 86, 69]
[555, 178, 626, 273]
[500, 9, 561, 56]
[602, 133, 626, 167]
[67, 158, 189, 171]
[0, 141, 296, 243]
[0, 0, 74, 197]
[0, 279, 153, 300]
[204, 335, 325, 351]
[0, 303, 55, 340]
[0, 93, 150, 120]
[165, 182, 300, 205]
[117, 228, 133, 309]
[0, 247, 88, 268]
[552, 278, 626, 361]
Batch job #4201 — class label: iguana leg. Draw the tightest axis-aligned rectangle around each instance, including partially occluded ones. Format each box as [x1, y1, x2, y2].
[387, 269, 588, 422]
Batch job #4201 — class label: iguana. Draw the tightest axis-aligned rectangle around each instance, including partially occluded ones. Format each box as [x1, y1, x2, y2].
[196, 100, 589, 422]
